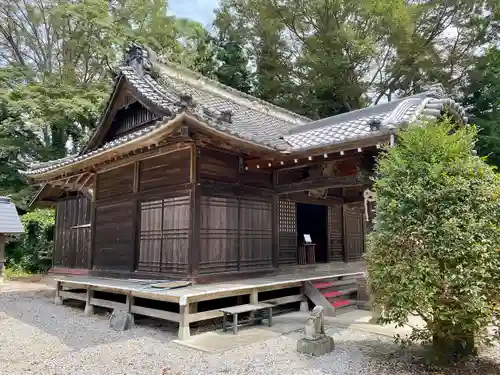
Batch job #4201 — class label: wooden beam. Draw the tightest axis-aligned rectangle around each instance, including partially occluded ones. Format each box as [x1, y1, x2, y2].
[97, 142, 192, 173]
[276, 174, 369, 195]
[280, 192, 344, 206]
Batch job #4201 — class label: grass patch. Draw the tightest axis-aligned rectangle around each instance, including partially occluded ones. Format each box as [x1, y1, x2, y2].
[3, 267, 33, 280]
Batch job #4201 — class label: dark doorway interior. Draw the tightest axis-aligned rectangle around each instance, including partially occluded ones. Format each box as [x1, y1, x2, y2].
[296, 203, 328, 263]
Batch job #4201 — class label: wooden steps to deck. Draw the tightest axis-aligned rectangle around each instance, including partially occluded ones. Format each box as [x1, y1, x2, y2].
[304, 272, 364, 316]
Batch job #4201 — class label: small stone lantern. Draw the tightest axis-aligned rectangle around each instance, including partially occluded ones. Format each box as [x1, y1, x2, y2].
[0, 197, 24, 283]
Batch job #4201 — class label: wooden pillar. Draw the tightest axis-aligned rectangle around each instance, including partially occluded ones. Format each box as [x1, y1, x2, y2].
[178, 303, 190, 340]
[249, 288, 258, 321]
[132, 161, 140, 272]
[89, 176, 97, 270]
[300, 282, 309, 312]
[0, 233, 5, 283]
[272, 170, 279, 268]
[54, 280, 63, 305]
[84, 286, 94, 316]
[189, 144, 200, 278]
[342, 204, 348, 263]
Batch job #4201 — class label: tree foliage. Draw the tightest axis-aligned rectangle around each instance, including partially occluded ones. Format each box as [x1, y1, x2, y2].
[365, 119, 500, 363]
[6, 208, 55, 273]
[462, 47, 500, 168]
[210, 0, 499, 116]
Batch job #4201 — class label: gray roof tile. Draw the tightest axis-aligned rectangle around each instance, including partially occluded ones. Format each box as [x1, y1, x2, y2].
[0, 197, 24, 234]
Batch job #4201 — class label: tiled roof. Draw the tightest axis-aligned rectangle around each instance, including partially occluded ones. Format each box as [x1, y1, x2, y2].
[283, 88, 468, 150]
[21, 45, 468, 177]
[0, 197, 24, 234]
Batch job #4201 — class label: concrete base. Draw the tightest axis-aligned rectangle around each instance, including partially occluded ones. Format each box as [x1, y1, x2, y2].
[297, 335, 334, 356]
[109, 310, 134, 331]
[84, 304, 94, 316]
[54, 296, 63, 305]
[300, 300, 309, 313]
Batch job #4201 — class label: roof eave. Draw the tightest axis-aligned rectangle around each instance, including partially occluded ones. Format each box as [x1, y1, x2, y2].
[21, 114, 186, 180]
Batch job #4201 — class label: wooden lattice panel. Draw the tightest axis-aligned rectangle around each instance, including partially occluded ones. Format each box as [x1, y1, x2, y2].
[327, 205, 344, 261]
[278, 200, 297, 265]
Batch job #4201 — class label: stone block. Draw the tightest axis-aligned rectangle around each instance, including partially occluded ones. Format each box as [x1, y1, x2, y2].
[297, 335, 334, 356]
[109, 309, 134, 331]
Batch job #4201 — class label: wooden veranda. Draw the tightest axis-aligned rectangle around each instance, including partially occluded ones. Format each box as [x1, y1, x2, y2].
[55, 261, 365, 340]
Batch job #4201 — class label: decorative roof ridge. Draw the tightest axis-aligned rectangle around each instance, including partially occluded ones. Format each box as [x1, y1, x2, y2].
[284, 86, 453, 137]
[27, 154, 78, 170]
[153, 54, 310, 125]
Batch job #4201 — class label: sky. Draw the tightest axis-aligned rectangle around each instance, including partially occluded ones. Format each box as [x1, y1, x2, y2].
[168, 0, 219, 27]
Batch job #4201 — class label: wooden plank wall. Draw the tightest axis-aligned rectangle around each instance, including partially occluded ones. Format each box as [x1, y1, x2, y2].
[139, 149, 190, 191]
[53, 196, 91, 269]
[343, 202, 365, 261]
[199, 195, 239, 274]
[137, 195, 190, 275]
[93, 164, 136, 271]
[92, 148, 192, 275]
[93, 200, 135, 270]
[197, 147, 274, 275]
[239, 197, 273, 270]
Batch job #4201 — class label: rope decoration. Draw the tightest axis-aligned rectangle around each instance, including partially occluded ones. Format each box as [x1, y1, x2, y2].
[363, 189, 377, 222]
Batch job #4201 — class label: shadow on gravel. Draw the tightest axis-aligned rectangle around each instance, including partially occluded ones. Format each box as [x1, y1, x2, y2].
[0, 288, 177, 350]
[334, 338, 500, 375]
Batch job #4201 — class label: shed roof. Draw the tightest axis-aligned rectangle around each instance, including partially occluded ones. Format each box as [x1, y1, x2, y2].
[0, 197, 24, 234]
[20, 45, 468, 177]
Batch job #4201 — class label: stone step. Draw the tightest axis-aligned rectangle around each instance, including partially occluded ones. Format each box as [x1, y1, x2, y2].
[322, 287, 357, 301]
[331, 299, 356, 309]
[313, 279, 359, 292]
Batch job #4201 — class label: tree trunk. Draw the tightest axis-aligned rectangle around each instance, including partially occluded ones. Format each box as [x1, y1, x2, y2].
[432, 323, 477, 363]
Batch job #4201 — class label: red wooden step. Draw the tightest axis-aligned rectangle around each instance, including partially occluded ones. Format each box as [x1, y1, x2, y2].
[331, 300, 352, 308]
[322, 291, 342, 298]
[313, 282, 334, 289]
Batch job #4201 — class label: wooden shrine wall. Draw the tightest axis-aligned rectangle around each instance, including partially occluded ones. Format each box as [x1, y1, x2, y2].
[343, 202, 365, 261]
[137, 195, 190, 275]
[92, 148, 192, 275]
[197, 147, 274, 275]
[53, 196, 91, 269]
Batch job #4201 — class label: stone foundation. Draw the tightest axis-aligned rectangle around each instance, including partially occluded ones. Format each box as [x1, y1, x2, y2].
[297, 335, 334, 356]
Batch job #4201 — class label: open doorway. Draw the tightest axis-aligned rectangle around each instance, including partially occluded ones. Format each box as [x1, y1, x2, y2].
[296, 203, 328, 263]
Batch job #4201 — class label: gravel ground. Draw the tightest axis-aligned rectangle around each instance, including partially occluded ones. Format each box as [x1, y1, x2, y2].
[0, 282, 499, 375]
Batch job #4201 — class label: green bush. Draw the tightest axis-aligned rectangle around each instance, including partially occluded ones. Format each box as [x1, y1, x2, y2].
[365, 119, 500, 363]
[6, 208, 55, 273]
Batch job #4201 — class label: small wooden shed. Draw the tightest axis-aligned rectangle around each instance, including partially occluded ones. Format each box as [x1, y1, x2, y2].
[0, 196, 24, 282]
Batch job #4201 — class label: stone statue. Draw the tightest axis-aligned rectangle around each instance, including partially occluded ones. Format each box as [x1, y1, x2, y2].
[304, 306, 325, 340]
[297, 305, 334, 356]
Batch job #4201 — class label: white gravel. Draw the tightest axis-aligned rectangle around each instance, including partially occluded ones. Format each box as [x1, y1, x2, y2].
[0, 282, 499, 375]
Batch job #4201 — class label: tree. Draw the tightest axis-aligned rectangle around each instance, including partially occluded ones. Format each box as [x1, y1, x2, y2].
[0, 0, 211, 205]
[461, 47, 500, 168]
[212, 4, 253, 93]
[365, 119, 500, 363]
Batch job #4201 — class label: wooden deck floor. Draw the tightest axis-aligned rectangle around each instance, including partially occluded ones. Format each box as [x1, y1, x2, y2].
[55, 261, 365, 340]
